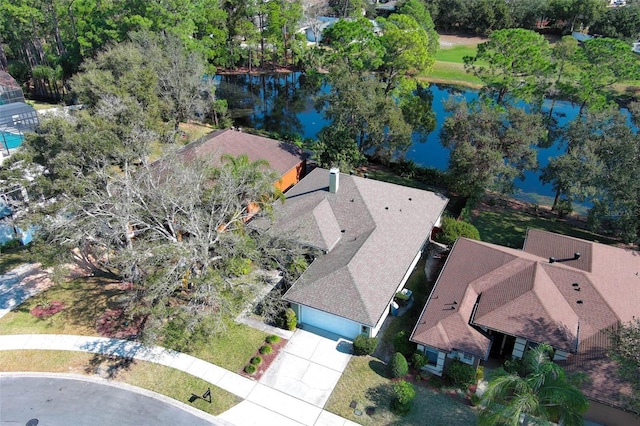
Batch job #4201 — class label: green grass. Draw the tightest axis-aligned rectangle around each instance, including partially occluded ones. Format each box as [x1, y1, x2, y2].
[189, 321, 268, 372]
[326, 356, 477, 425]
[472, 207, 619, 249]
[0, 273, 268, 372]
[435, 45, 478, 63]
[427, 62, 483, 88]
[0, 245, 30, 274]
[365, 169, 440, 192]
[0, 277, 125, 336]
[0, 350, 239, 415]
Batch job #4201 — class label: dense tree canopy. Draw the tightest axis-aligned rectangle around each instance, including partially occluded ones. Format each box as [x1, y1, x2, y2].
[440, 99, 547, 198]
[542, 107, 640, 243]
[465, 29, 552, 106]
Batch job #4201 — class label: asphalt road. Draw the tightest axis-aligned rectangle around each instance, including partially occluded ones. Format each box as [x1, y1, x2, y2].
[0, 375, 223, 426]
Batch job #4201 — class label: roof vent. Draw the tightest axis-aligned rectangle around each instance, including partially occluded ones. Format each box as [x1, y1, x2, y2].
[572, 283, 579, 287]
[574, 252, 581, 259]
[549, 257, 556, 263]
[576, 300, 583, 305]
[409, 197, 412, 201]
[385, 206, 389, 210]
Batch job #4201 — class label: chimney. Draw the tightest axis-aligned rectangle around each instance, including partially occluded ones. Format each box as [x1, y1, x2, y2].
[574, 252, 581, 260]
[329, 167, 340, 193]
[549, 257, 556, 263]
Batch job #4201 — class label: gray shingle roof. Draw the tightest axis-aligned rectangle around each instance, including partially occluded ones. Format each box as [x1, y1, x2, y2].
[264, 167, 448, 326]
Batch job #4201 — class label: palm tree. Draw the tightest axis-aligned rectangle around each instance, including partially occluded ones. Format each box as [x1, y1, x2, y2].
[479, 343, 589, 426]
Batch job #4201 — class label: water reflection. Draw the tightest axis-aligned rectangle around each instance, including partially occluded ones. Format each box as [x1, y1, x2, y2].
[214, 73, 593, 204]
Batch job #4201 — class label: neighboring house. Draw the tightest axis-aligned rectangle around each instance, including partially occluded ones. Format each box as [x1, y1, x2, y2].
[0, 71, 25, 105]
[177, 128, 306, 192]
[258, 167, 448, 339]
[411, 229, 640, 418]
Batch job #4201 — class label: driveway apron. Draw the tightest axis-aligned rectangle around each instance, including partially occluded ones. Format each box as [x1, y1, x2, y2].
[258, 328, 353, 408]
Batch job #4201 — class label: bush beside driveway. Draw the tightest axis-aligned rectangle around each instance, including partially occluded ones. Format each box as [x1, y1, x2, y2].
[326, 356, 477, 425]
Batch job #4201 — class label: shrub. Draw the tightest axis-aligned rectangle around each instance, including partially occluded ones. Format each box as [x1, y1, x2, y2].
[445, 360, 476, 390]
[393, 330, 416, 357]
[251, 356, 263, 365]
[285, 308, 297, 331]
[476, 365, 484, 382]
[0, 239, 20, 252]
[259, 345, 272, 355]
[411, 352, 428, 370]
[389, 352, 409, 378]
[353, 335, 378, 356]
[391, 380, 415, 416]
[470, 393, 481, 406]
[435, 216, 481, 245]
[244, 364, 257, 375]
[266, 335, 281, 344]
[556, 198, 573, 218]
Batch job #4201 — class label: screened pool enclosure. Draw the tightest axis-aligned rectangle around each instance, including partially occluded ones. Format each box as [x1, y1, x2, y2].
[0, 102, 38, 155]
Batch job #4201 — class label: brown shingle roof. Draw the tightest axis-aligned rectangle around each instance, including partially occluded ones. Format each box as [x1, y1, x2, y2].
[412, 229, 639, 411]
[263, 168, 448, 326]
[177, 129, 305, 177]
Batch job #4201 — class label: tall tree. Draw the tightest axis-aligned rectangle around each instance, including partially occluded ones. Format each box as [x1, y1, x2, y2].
[480, 344, 589, 425]
[591, 2, 640, 42]
[609, 318, 640, 412]
[548, 0, 607, 32]
[322, 17, 384, 73]
[440, 99, 547, 198]
[377, 13, 433, 94]
[464, 28, 552, 106]
[562, 37, 640, 114]
[398, 0, 439, 57]
[541, 107, 640, 242]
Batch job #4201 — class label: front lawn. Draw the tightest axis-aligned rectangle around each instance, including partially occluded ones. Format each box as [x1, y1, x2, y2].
[0, 350, 239, 415]
[0, 245, 31, 274]
[326, 356, 477, 425]
[0, 274, 268, 372]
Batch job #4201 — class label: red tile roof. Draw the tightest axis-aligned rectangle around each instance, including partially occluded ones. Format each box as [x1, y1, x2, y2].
[177, 129, 305, 177]
[412, 229, 639, 411]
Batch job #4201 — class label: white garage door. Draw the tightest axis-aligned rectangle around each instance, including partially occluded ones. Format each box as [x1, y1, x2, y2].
[301, 306, 361, 339]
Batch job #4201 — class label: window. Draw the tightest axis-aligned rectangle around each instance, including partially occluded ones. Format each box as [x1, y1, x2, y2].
[426, 348, 439, 366]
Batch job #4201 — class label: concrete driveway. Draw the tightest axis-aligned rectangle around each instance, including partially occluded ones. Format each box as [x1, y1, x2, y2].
[259, 327, 353, 408]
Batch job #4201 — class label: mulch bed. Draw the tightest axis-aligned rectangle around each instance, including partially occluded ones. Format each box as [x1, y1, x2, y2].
[240, 337, 288, 381]
[30, 300, 65, 318]
[401, 369, 477, 407]
[96, 308, 146, 339]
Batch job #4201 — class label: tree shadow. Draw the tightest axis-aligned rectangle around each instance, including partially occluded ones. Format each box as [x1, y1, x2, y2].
[368, 359, 389, 379]
[365, 382, 394, 413]
[85, 353, 135, 379]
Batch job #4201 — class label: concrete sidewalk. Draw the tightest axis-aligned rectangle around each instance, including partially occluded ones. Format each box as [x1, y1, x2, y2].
[0, 334, 358, 426]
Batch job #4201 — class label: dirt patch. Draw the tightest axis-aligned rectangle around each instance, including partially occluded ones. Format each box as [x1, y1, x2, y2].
[240, 338, 288, 381]
[439, 34, 487, 48]
[30, 300, 65, 318]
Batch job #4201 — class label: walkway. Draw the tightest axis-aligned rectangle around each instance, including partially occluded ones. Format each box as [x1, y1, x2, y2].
[0, 263, 53, 318]
[0, 263, 358, 425]
[0, 333, 356, 426]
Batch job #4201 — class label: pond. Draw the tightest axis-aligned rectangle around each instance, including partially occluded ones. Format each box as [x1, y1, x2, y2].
[214, 73, 584, 207]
